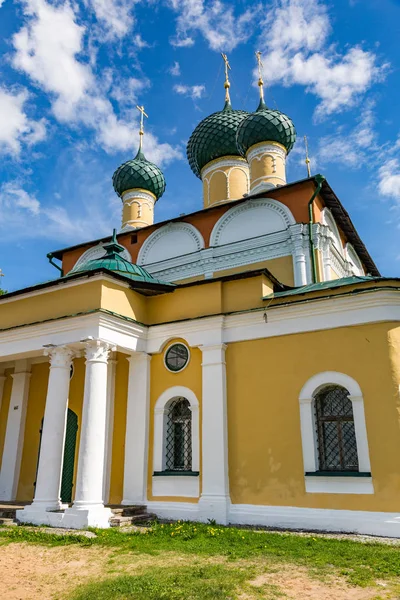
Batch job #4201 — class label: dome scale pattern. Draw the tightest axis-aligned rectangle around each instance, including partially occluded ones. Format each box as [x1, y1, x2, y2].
[187, 101, 249, 178]
[112, 148, 166, 200]
[236, 100, 296, 156]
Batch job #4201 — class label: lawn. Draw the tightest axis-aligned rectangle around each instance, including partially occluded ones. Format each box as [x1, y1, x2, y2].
[0, 521, 400, 599]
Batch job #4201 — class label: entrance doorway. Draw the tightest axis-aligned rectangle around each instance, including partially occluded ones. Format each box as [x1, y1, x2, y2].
[35, 408, 78, 504]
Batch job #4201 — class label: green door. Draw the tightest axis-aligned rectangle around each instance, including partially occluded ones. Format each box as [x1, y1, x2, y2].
[60, 409, 78, 503]
[35, 408, 78, 504]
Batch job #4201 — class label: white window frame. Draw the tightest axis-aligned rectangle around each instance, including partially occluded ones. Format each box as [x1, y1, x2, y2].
[299, 371, 373, 494]
[152, 386, 200, 498]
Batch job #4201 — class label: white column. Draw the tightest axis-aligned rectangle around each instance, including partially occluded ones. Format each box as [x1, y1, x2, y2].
[198, 344, 230, 524]
[18, 347, 74, 523]
[122, 352, 151, 505]
[0, 360, 31, 501]
[103, 357, 117, 504]
[290, 225, 308, 286]
[64, 340, 113, 528]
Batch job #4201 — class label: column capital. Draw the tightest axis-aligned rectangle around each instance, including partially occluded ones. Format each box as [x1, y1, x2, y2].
[82, 339, 115, 363]
[44, 345, 75, 369]
[200, 344, 227, 366]
[126, 351, 151, 365]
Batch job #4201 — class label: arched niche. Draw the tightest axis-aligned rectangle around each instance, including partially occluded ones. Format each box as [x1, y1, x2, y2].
[138, 222, 205, 265]
[71, 242, 132, 272]
[210, 198, 295, 246]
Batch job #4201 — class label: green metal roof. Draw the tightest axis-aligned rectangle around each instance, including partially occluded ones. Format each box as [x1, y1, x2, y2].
[71, 230, 174, 287]
[187, 101, 249, 178]
[236, 99, 296, 156]
[263, 276, 381, 299]
[112, 148, 166, 200]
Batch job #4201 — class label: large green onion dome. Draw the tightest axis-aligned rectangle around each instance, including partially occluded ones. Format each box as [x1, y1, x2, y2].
[236, 99, 296, 156]
[112, 148, 166, 200]
[187, 101, 249, 178]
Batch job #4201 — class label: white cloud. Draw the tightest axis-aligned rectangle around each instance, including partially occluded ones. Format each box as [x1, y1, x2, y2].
[378, 159, 400, 202]
[12, 0, 182, 165]
[0, 87, 46, 155]
[174, 83, 205, 100]
[83, 0, 138, 40]
[1, 182, 40, 214]
[318, 106, 376, 167]
[258, 0, 388, 118]
[169, 61, 181, 77]
[13, 0, 93, 119]
[169, 0, 258, 51]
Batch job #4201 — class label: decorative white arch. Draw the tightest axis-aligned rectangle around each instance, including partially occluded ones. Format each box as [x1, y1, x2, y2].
[210, 198, 296, 247]
[322, 208, 344, 256]
[153, 385, 200, 474]
[299, 372, 372, 494]
[345, 243, 364, 276]
[71, 242, 132, 272]
[138, 222, 205, 265]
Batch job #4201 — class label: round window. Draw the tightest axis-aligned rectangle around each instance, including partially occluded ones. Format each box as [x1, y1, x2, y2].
[165, 343, 189, 372]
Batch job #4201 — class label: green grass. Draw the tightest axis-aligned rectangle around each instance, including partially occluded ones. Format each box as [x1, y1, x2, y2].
[1, 520, 400, 596]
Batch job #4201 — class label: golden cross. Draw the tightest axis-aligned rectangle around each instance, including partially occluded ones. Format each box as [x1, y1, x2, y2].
[304, 135, 311, 178]
[255, 50, 264, 100]
[136, 104, 148, 149]
[221, 52, 231, 101]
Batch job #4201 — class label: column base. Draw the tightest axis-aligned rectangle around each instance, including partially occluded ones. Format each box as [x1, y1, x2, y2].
[17, 503, 113, 529]
[198, 494, 230, 525]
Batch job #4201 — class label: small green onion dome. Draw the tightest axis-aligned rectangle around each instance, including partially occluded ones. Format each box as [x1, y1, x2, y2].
[72, 231, 169, 286]
[236, 99, 296, 156]
[112, 148, 166, 200]
[187, 101, 249, 178]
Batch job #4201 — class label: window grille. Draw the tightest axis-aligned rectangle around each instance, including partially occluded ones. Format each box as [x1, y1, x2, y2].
[165, 398, 192, 471]
[315, 385, 358, 472]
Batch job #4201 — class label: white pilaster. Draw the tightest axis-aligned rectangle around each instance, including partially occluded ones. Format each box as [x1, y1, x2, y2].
[18, 347, 74, 523]
[103, 357, 117, 504]
[0, 369, 6, 415]
[198, 344, 230, 524]
[122, 352, 151, 505]
[0, 360, 31, 501]
[64, 340, 113, 528]
[290, 225, 309, 286]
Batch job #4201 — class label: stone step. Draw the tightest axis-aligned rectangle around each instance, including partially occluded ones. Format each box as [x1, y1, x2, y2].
[108, 506, 145, 517]
[109, 512, 157, 528]
[0, 518, 17, 526]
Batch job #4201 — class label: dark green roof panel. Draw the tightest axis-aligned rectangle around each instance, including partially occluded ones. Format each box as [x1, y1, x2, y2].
[236, 100, 296, 156]
[112, 148, 166, 200]
[187, 101, 249, 178]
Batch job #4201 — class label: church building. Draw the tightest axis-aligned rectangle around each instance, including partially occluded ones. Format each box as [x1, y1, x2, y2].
[1, 55, 400, 536]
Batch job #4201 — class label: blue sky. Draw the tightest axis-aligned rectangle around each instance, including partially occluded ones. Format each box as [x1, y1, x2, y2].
[0, 0, 399, 292]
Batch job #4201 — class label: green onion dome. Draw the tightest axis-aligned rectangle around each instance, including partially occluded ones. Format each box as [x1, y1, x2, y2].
[187, 101, 249, 178]
[236, 99, 296, 156]
[112, 148, 166, 200]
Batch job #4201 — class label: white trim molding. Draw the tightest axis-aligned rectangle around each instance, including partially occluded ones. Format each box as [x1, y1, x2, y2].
[152, 386, 200, 498]
[138, 222, 205, 266]
[299, 371, 372, 494]
[71, 243, 132, 272]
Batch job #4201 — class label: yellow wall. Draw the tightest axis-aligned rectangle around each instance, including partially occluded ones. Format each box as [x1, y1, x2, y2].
[100, 281, 148, 324]
[17, 362, 49, 500]
[217, 256, 295, 287]
[109, 353, 129, 504]
[0, 369, 14, 469]
[0, 281, 103, 330]
[147, 338, 202, 502]
[227, 322, 400, 512]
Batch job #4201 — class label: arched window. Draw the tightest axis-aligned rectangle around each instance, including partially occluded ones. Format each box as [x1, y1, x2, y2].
[165, 398, 192, 471]
[315, 386, 358, 472]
